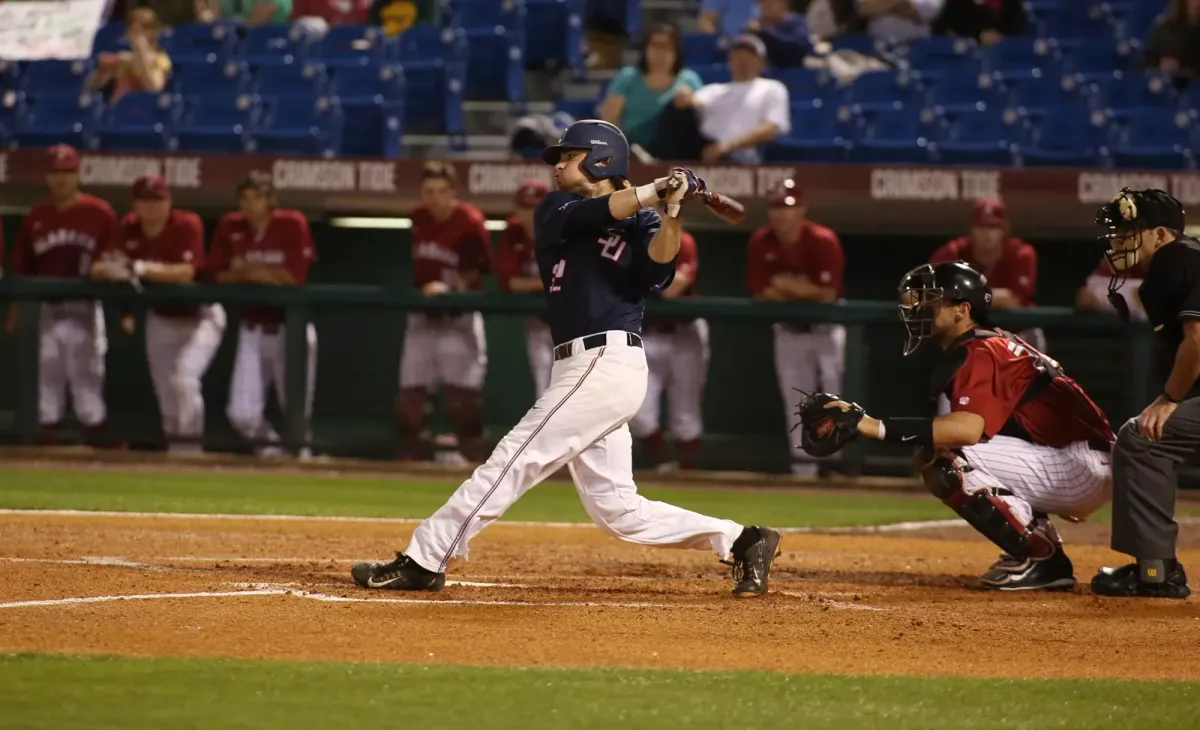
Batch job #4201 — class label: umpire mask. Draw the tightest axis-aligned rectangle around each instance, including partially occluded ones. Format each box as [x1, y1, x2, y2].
[1098, 187, 1186, 274]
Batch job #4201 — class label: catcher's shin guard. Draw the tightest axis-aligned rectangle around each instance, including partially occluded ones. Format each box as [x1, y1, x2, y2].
[919, 453, 1053, 561]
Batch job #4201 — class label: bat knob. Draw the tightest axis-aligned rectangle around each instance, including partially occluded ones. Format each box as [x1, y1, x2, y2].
[667, 176, 682, 190]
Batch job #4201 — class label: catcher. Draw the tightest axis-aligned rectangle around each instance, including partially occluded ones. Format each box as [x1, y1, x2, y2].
[797, 260, 1115, 591]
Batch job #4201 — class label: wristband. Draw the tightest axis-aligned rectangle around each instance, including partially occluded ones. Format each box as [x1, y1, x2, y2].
[880, 417, 934, 447]
[634, 183, 658, 209]
[1162, 391, 1183, 404]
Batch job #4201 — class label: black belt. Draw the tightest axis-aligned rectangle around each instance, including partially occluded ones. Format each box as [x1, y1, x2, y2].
[553, 332, 642, 361]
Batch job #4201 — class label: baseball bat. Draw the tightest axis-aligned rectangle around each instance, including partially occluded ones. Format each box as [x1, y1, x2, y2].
[663, 176, 747, 225]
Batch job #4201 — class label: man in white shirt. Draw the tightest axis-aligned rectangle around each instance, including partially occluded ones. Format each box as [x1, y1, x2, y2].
[856, 0, 946, 43]
[660, 34, 791, 164]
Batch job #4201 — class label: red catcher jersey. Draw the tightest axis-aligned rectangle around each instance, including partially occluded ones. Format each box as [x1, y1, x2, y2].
[942, 330, 1113, 448]
[103, 209, 207, 318]
[12, 194, 118, 279]
[207, 209, 316, 325]
[410, 202, 491, 290]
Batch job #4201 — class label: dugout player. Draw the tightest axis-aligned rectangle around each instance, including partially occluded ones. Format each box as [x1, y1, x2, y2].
[397, 161, 491, 464]
[6, 144, 120, 447]
[91, 175, 225, 452]
[1076, 256, 1147, 320]
[208, 171, 317, 457]
[1090, 188, 1193, 598]
[494, 179, 554, 397]
[629, 226, 708, 471]
[352, 120, 781, 597]
[746, 178, 845, 476]
[813, 260, 1114, 591]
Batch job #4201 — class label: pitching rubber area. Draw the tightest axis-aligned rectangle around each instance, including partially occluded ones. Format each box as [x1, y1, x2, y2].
[2, 499, 1199, 680]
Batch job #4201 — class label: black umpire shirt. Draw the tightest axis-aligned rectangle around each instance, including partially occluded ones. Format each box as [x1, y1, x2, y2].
[533, 190, 676, 345]
[1137, 235, 1200, 384]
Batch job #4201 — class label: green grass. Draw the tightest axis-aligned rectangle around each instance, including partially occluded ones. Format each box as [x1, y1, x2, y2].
[0, 654, 1194, 730]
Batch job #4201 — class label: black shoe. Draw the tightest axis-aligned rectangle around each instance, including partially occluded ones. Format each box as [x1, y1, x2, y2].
[1090, 562, 1191, 599]
[726, 526, 781, 597]
[351, 552, 446, 591]
[980, 546, 1075, 591]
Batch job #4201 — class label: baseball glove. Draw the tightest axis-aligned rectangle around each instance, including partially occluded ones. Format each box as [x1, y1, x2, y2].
[794, 391, 865, 458]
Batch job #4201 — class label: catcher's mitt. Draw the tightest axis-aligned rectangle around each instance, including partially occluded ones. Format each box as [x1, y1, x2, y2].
[794, 391, 865, 458]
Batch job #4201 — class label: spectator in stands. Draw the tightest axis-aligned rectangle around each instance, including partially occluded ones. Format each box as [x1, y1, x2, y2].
[748, 0, 811, 67]
[1145, 0, 1200, 80]
[655, 34, 790, 163]
[85, 7, 171, 105]
[698, 0, 759, 36]
[196, 0, 292, 25]
[293, 0, 373, 25]
[368, 0, 439, 37]
[934, 0, 1027, 46]
[804, 0, 866, 40]
[855, 0, 945, 43]
[599, 25, 703, 156]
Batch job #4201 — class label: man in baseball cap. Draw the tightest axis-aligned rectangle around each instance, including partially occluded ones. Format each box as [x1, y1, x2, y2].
[929, 198, 1038, 313]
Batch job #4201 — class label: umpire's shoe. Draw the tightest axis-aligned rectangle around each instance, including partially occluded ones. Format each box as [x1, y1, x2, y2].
[980, 545, 1075, 591]
[727, 526, 782, 597]
[352, 552, 446, 591]
[1090, 561, 1191, 599]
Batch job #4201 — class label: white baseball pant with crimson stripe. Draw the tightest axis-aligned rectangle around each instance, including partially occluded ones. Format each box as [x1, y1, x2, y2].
[405, 331, 744, 573]
[957, 435, 1112, 525]
[38, 302, 107, 427]
[145, 305, 226, 451]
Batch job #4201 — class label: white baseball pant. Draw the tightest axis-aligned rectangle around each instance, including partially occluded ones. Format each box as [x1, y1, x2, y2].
[38, 302, 107, 427]
[226, 322, 318, 451]
[145, 305, 226, 451]
[399, 312, 487, 389]
[405, 331, 745, 573]
[525, 318, 554, 397]
[629, 319, 710, 442]
[774, 324, 845, 474]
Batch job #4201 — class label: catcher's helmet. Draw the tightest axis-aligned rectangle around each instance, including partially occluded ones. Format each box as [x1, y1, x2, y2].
[1097, 187, 1185, 274]
[541, 119, 630, 181]
[897, 260, 994, 356]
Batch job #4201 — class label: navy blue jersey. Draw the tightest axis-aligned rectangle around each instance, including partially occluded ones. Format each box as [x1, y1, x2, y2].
[534, 190, 676, 345]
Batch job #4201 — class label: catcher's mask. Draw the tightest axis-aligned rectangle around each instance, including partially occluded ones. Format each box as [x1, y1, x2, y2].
[1097, 187, 1185, 306]
[897, 261, 993, 356]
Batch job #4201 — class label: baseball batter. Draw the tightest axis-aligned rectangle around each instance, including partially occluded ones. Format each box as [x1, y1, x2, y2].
[746, 178, 845, 476]
[208, 171, 317, 457]
[353, 120, 781, 597]
[6, 145, 119, 446]
[397, 161, 492, 463]
[629, 227, 708, 470]
[493, 179, 554, 397]
[91, 174, 225, 452]
[798, 261, 1114, 591]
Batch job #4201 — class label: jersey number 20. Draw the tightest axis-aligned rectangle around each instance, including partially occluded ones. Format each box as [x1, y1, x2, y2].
[549, 259, 566, 292]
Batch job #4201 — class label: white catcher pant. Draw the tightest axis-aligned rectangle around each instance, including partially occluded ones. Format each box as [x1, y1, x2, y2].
[629, 319, 709, 441]
[406, 331, 745, 573]
[226, 322, 317, 449]
[958, 435, 1112, 526]
[145, 306, 226, 450]
[39, 302, 107, 427]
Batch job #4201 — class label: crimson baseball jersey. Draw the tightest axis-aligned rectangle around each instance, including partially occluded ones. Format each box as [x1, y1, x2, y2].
[410, 202, 491, 290]
[104, 209, 207, 318]
[931, 236, 1037, 305]
[645, 230, 699, 327]
[936, 329, 1113, 449]
[493, 215, 540, 290]
[745, 222, 844, 297]
[12, 194, 118, 279]
[207, 209, 315, 326]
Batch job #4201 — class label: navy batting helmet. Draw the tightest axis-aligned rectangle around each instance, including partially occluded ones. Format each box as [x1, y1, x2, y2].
[897, 261, 994, 356]
[541, 119, 630, 181]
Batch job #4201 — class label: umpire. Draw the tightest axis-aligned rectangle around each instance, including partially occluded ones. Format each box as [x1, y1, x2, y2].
[1091, 187, 1193, 599]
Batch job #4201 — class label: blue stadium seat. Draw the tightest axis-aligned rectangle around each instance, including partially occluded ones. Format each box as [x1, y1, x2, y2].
[0, 61, 20, 93]
[392, 23, 467, 136]
[12, 92, 103, 148]
[524, 0, 585, 70]
[585, 0, 639, 37]
[1061, 45, 1132, 84]
[681, 32, 725, 67]
[1088, 74, 1174, 114]
[1018, 105, 1110, 167]
[1178, 82, 1200, 113]
[331, 64, 406, 157]
[692, 62, 730, 85]
[241, 23, 313, 66]
[554, 97, 597, 120]
[767, 102, 847, 162]
[250, 93, 343, 156]
[840, 69, 921, 115]
[1109, 109, 1193, 169]
[161, 21, 239, 63]
[313, 24, 389, 69]
[921, 71, 1005, 116]
[982, 37, 1058, 74]
[253, 61, 330, 99]
[830, 34, 879, 55]
[92, 23, 129, 55]
[1037, 2, 1113, 38]
[19, 60, 92, 93]
[902, 36, 980, 74]
[1000, 72, 1075, 122]
[846, 107, 935, 163]
[93, 91, 178, 150]
[772, 67, 831, 102]
[174, 93, 257, 152]
[932, 109, 1017, 165]
[170, 60, 251, 96]
[1116, 2, 1161, 44]
[462, 25, 524, 101]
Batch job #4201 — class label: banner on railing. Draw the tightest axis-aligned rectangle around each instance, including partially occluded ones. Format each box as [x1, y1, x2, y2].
[0, 0, 107, 61]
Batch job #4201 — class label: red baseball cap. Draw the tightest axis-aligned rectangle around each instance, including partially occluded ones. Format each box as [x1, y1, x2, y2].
[971, 198, 1007, 227]
[132, 173, 169, 200]
[767, 179, 803, 208]
[47, 144, 79, 172]
[515, 179, 549, 208]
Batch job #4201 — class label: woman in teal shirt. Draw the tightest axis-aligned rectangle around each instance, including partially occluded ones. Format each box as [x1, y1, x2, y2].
[599, 25, 703, 152]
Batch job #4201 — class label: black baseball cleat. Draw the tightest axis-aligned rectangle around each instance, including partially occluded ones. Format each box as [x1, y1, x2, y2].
[1090, 561, 1191, 599]
[726, 526, 782, 597]
[980, 545, 1076, 591]
[351, 552, 446, 591]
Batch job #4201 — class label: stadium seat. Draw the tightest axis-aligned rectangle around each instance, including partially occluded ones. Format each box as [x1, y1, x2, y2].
[981, 37, 1058, 75]
[829, 34, 879, 56]
[932, 109, 1017, 165]
[0, 61, 19, 93]
[554, 97, 597, 120]
[161, 21, 239, 63]
[585, 0, 639, 38]
[175, 93, 258, 152]
[12, 92, 103, 148]
[1018, 105, 1111, 167]
[253, 61, 330, 99]
[392, 23, 466, 136]
[461, 23, 525, 101]
[766, 102, 847, 162]
[330, 64, 406, 156]
[170, 60, 251, 96]
[1061, 45, 1132, 85]
[92, 22, 129, 55]
[681, 32, 725, 67]
[902, 36, 980, 74]
[1039, 3, 1113, 39]
[19, 59, 93, 94]
[313, 24, 389, 69]
[249, 93, 343, 156]
[846, 107, 935, 163]
[772, 67, 831, 102]
[524, 0, 585, 70]
[1088, 74, 1174, 114]
[1109, 109, 1194, 170]
[692, 62, 730, 85]
[920, 70, 1005, 116]
[241, 23, 314, 66]
[999, 71, 1075, 122]
[93, 91, 178, 150]
[840, 69, 921, 115]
